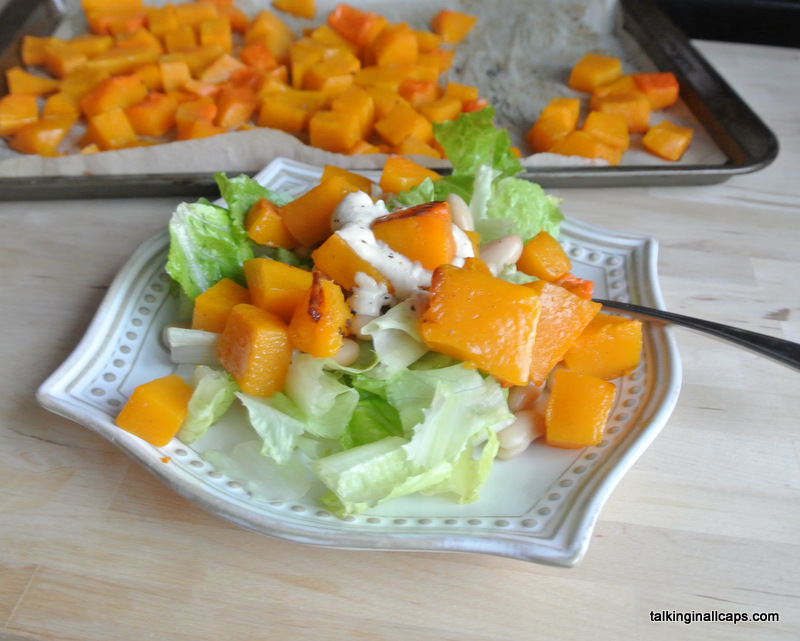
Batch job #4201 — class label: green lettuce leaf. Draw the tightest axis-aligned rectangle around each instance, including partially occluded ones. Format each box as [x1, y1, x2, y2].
[235, 391, 307, 465]
[177, 365, 238, 444]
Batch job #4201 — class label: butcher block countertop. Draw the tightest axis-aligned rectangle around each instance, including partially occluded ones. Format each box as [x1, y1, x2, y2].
[1, 39, 799, 640]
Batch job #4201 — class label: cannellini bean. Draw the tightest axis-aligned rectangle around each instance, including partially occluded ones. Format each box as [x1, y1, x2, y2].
[446, 192, 474, 231]
[481, 234, 524, 274]
[507, 382, 544, 413]
[496, 410, 546, 459]
[331, 338, 361, 367]
[350, 313, 377, 340]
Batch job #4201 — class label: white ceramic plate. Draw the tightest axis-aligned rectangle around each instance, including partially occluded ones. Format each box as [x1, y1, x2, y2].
[36, 158, 682, 567]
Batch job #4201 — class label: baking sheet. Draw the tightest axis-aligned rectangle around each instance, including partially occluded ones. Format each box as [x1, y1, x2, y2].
[0, 0, 779, 199]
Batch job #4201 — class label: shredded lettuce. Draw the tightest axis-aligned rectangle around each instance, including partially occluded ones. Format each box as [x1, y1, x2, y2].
[178, 366, 238, 444]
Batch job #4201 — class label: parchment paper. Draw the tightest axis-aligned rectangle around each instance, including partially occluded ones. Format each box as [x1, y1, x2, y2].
[0, 0, 725, 178]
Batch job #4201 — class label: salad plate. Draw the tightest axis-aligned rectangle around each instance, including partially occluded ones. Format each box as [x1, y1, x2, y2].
[36, 157, 682, 567]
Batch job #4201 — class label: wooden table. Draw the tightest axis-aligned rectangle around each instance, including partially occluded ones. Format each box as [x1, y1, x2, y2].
[1, 40, 798, 640]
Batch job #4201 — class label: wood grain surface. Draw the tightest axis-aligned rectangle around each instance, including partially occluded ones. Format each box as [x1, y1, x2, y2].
[1, 40, 798, 640]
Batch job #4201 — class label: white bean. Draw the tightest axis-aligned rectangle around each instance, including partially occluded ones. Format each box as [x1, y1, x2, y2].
[446, 193, 474, 232]
[507, 382, 544, 413]
[350, 313, 377, 340]
[496, 410, 546, 459]
[481, 234, 524, 274]
[331, 338, 361, 367]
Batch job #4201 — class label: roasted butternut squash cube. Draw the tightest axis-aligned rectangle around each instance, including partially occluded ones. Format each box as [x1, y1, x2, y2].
[257, 89, 326, 132]
[244, 197, 299, 248]
[163, 25, 198, 53]
[632, 71, 680, 110]
[330, 86, 375, 138]
[199, 52, 247, 83]
[199, 16, 233, 53]
[214, 84, 257, 128]
[368, 22, 418, 66]
[84, 45, 161, 76]
[79, 73, 149, 117]
[567, 53, 622, 93]
[278, 175, 361, 247]
[392, 135, 442, 158]
[174, 1, 219, 27]
[216, 304, 293, 397]
[191, 277, 251, 333]
[42, 43, 88, 78]
[146, 4, 180, 36]
[327, 4, 387, 49]
[591, 89, 651, 134]
[517, 231, 572, 281]
[308, 110, 362, 154]
[272, 0, 316, 20]
[115, 374, 194, 446]
[364, 85, 409, 121]
[20, 35, 53, 66]
[42, 93, 80, 118]
[0, 94, 39, 136]
[83, 108, 139, 150]
[581, 110, 630, 152]
[59, 68, 111, 100]
[288, 272, 352, 358]
[430, 9, 477, 43]
[8, 114, 77, 156]
[371, 201, 456, 271]
[524, 280, 602, 386]
[5, 66, 60, 96]
[397, 78, 440, 109]
[564, 312, 643, 380]
[419, 264, 542, 386]
[243, 257, 314, 322]
[374, 102, 433, 146]
[545, 368, 616, 449]
[125, 92, 178, 137]
[379, 154, 441, 194]
[418, 95, 462, 124]
[310, 231, 391, 292]
[642, 120, 694, 161]
[548, 130, 623, 166]
[525, 97, 580, 153]
[245, 9, 296, 62]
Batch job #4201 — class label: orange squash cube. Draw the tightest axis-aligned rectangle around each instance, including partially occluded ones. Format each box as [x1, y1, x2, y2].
[20, 35, 53, 66]
[327, 4, 387, 49]
[244, 197, 299, 249]
[163, 26, 198, 53]
[525, 97, 580, 153]
[320, 164, 374, 193]
[546, 368, 616, 449]
[564, 312, 643, 380]
[430, 9, 477, 43]
[42, 93, 80, 118]
[191, 277, 251, 333]
[83, 108, 139, 150]
[548, 130, 623, 166]
[257, 88, 326, 132]
[419, 264, 542, 386]
[374, 102, 433, 146]
[115, 28, 162, 52]
[418, 95, 462, 124]
[517, 231, 572, 281]
[214, 84, 257, 128]
[59, 68, 111, 100]
[145, 4, 179, 36]
[310, 232, 391, 292]
[115, 374, 194, 446]
[288, 272, 352, 358]
[368, 22, 418, 66]
[581, 110, 630, 152]
[278, 175, 361, 247]
[308, 110, 362, 154]
[8, 115, 77, 156]
[79, 73, 149, 117]
[392, 135, 442, 158]
[174, 1, 219, 27]
[371, 201, 456, 271]
[84, 45, 160, 76]
[642, 120, 694, 161]
[243, 257, 314, 322]
[330, 86, 375, 138]
[125, 92, 178, 137]
[245, 10, 296, 62]
[632, 71, 680, 110]
[5, 66, 59, 96]
[239, 41, 277, 71]
[216, 304, 293, 397]
[272, 0, 316, 20]
[199, 16, 233, 53]
[0, 94, 39, 136]
[524, 280, 602, 385]
[379, 154, 441, 194]
[591, 89, 651, 134]
[567, 53, 622, 93]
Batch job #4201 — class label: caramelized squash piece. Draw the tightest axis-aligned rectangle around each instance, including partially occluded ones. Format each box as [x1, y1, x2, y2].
[243, 257, 313, 322]
[288, 272, 352, 358]
[526, 97, 580, 153]
[371, 201, 456, 271]
[191, 277, 251, 333]
[244, 197, 299, 248]
[516, 231, 572, 281]
[115, 374, 194, 446]
[545, 368, 616, 449]
[8, 115, 77, 156]
[563, 312, 643, 380]
[378, 154, 440, 194]
[310, 232, 391, 292]
[419, 263, 542, 386]
[216, 303, 293, 397]
[524, 280, 601, 386]
[632, 71, 680, 110]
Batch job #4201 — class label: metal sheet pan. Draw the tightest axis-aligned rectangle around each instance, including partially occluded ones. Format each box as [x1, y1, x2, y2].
[0, 0, 779, 200]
